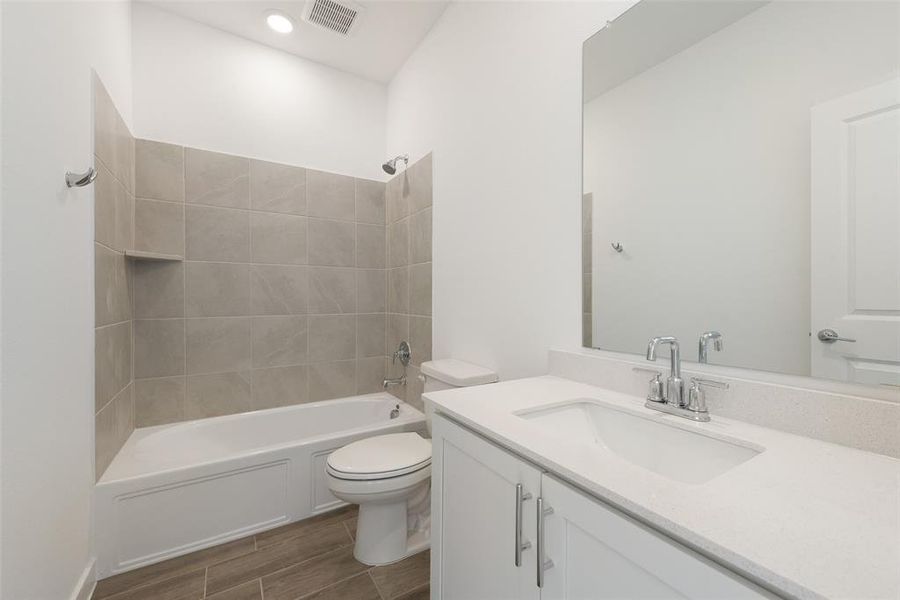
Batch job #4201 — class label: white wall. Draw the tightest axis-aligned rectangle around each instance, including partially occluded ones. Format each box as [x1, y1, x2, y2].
[583, 1, 899, 376]
[386, 1, 635, 380]
[133, 3, 388, 180]
[1, 1, 132, 598]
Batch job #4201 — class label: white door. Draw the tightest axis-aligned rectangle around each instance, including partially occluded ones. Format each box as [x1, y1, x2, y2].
[539, 474, 773, 600]
[811, 78, 900, 385]
[431, 415, 542, 600]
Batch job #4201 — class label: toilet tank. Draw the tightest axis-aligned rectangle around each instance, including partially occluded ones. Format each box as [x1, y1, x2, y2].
[420, 359, 498, 434]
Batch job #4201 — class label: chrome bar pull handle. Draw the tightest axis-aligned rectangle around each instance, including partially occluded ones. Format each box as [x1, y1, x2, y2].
[817, 329, 856, 343]
[536, 498, 554, 588]
[514, 484, 532, 567]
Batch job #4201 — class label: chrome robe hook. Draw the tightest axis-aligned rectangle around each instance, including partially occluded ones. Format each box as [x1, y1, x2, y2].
[65, 167, 97, 188]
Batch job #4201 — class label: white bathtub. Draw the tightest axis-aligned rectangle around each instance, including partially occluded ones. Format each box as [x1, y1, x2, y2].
[95, 393, 425, 578]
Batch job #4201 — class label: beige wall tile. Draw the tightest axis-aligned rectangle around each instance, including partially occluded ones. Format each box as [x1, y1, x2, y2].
[307, 170, 355, 221]
[136, 139, 184, 202]
[133, 261, 184, 318]
[251, 365, 309, 409]
[582, 233, 592, 273]
[409, 263, 432, 317]
[357, 270, 387, 314]
[309, 360, 356, 402]
[386, 175, 408, 224]
[95, 396, 118, 478]
[357, 357, 387, 395]
[308, 315, 356, 361]
[116, 185, 135, 252]
[355, 179, 385, 225]
[185, 371, 251, 419]
[135, 198, 185, 256]
[134, 377, 185, 427]
[250, 265, 308, 315]
[357, 314, 386, 358]
[309, 268, 356, 314]
[409, 208, 432, 264]
[115, 114, 135, 193]
[95, 244, 132, 327]
[356, 224, 385, 269]
[406, 154, 433, 214]
[94, 163, 117, 248]
[186, 205, 250, 262]
[388, 267, 409, 314]
[134, 319, 185, 378]
[582, 193, 593, 235]
[308, 219, 355, 267]
[250, 159, 306, 215]
[185, 262, 250, 317]
[95, 321, 132, 412]
[409, 317, 432, 367]
[93, 77, 118, 177]
[387, 314, 409, 360]
[186, 317, 251, 375]
[582, 273, 592, 312]
[405, 365, 425, 412]
[185, 148, 249, 208]
[115, 383, 134, 446]
[250, 213, 307, 265]
[388, 219, 409, 268]
[251, 316, 308, 368]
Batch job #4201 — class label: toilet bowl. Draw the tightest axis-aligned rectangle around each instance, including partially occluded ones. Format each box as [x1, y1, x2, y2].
[326, 358, 498, 566]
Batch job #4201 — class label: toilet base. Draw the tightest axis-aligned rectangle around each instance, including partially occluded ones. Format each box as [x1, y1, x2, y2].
[353, 498, 430, 566]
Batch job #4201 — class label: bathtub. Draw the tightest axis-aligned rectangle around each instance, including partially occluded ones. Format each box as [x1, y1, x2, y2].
[95, 393, 425, 578]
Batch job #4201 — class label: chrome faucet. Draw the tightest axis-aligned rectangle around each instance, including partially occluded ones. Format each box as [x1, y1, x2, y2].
[698, 331, 724, 364]
[383, 341, 411, 389]
[646, 336, 684, 407]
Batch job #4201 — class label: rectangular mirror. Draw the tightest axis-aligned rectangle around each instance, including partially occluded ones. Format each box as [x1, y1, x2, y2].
[582, 0, 899, 387]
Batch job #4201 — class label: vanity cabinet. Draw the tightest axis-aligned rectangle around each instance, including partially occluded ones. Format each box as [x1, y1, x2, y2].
[431, 415, 774, 600]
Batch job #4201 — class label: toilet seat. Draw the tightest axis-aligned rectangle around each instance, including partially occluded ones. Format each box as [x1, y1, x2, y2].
[326, 432, 431, 481]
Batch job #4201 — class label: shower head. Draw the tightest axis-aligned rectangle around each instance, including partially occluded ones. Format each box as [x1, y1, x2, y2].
[382, 154, 409, 175]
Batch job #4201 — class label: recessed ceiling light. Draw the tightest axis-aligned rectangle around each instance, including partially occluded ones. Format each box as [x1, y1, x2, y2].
[266, 10, 294, 34]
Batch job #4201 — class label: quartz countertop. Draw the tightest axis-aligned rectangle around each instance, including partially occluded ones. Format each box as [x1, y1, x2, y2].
[424, 376, 900, 600]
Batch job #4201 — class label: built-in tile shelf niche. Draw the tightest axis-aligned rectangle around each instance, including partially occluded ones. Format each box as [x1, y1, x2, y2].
[125, 250, 183, 262]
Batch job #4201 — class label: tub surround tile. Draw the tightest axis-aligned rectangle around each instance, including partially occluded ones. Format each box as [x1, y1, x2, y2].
[95, 321, 132, 412]
[134, 198, 185, 257]
[307, 169, 355, 221]
[185, 262, 250, 317]
[356, 314, 386, 358]
[185, 205, 250, 262]
[205, 522, 351, 595]
[135, 139, 184, 203]
[250, 265, 308, 315]
[133, 319, 185, 379]
[250, 212, 307, 265]
[357, 269, 387, 314]
[93, 77, 119, 180]
[408, 317, 432, 367]
[309, 360, 356, 402]
[308, 219, 355, 267]
[388, 219, 409, 268]
[308, 316, 356, 361]
[408, 263, 432, 317]
[186, 317, 251, 375]
[386, 175, 408, 224]
[133, 261, 184, 319]
[184, 371, 252, 419]
[250, 159, 306, 215]
[251, 365, 308, 409]
[358, 357, 388, 395]
[355, 179, 386, 225]
[406, 154, 433, 214]
[405, 366, 425, 412]
[185, 148, 250, 209]
[94, 164, 118, 249]
[251, 316, 308, 368]
[95, 243, 132, 327]
[309, 268, 356, 314]
[408, 208, 432, 264]
[95, 392, 120, 478]
[386, 314, 409, 361]
[134, 377, 185, 427]
[356, 224, 386, 268]
[388, 268, 409, 314]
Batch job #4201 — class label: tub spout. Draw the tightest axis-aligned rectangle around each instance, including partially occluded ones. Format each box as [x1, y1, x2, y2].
[383, 375, 406, 389]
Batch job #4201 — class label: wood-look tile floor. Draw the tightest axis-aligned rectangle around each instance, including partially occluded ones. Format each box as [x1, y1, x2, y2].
[92, 506, 430, 600]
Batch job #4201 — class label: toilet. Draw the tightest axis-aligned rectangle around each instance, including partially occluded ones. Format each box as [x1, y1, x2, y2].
[326, 358, 499, 565]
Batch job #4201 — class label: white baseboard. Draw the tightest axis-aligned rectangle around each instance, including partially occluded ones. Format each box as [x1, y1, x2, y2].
[70, 558, 96, 600]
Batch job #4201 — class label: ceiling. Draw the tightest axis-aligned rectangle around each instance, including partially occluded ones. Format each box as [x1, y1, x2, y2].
[145, 0, 450, 83]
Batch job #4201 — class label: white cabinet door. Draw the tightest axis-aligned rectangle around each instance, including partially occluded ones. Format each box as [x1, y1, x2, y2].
[539, 474, 774, 600]
[432, 414, 542, 600]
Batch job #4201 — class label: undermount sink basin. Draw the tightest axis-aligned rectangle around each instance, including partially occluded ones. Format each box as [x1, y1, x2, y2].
[517, 399, 762, 484]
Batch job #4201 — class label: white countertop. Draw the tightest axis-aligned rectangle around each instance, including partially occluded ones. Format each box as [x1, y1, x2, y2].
[425, 376, 900, 600]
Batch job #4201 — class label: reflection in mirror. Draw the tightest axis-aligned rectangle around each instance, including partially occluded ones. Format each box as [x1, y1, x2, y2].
[582, 1, 900, 387]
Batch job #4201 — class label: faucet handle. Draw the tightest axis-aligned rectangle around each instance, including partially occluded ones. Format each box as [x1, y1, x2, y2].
[647, 373, 664, 403]
[686, 377, 729, 414]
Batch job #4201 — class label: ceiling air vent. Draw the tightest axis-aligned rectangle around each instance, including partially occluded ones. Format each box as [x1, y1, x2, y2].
[303, 0, 364, 36]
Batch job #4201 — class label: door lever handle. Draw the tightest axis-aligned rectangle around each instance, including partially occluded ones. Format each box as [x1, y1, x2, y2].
[817, 329, 856, 343]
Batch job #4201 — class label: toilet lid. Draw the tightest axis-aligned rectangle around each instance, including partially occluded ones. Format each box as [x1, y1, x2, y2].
[326, 433, 431, 480]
